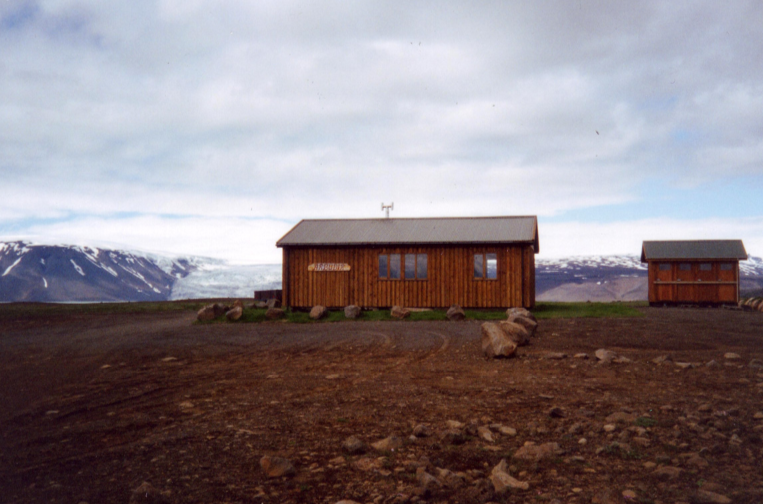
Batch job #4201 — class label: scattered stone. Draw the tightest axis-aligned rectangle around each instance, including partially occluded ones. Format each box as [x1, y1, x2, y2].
[446, 419, 465, 429]
[160, 356, 177, 362]
[265, 298, 281, 309]
[260, 456, 295, 478]
[574, 353, 589, 359]
[477, 426, 495, 443]
[642, 461, 657, 470]
[675, 362, 695, 369]
[595, 348, 617, 363]
[344, 305, 361, 319]
[497, 425, 517, 436]
[545, 352, 567, 360]
[606, 411, 638, 424]
[128, 482, 170, 504]
[652, 355, 672, 364]
[685, 454, 709, 468]
[499, 320, 530, 346]
[705, 360, 719, 367]
[265, 307, 285, 320]
[390, 305, 410, 319]
[309, 305, 327, 320]
[446, 305, 466, 321]
[441, 429, 467, 445]
[342, 436, 366, 455]
[490, 459, 530, 492]
[225, 305, 243, 321]
[481, 322, 518, 358]
[578, 438, 587, 445]
[652, 465, 683, 479]
[547, 407, 565, 418]
[749, 358, 763, 369]
[512, 442, 562, 462]
[506, 307, 536, 321]
[603, 424, 617, 432]
[754, 411, 763, 420]
[693, 490, 732, 504]
[372, 435, 403, 452]
[724, 352, 741, 360]
[622, 489, 637, 499]
[412, 424, 430, 437]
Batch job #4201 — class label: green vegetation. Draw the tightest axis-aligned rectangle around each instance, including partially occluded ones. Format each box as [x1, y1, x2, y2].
[635, 416, 657, 428]
[532, 301, 646, 319]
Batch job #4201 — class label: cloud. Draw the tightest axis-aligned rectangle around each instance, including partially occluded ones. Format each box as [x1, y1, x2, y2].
[1, 1, 762, 261]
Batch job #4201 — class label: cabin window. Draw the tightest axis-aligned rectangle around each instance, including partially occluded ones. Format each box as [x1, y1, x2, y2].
[378, 255, 388, 279]
[474, 253, 498, 280]
[658, 263, 671, 271]
[390, 254, 401, 279]
[404, 254, 416, 279]
[379, 253, 419, 280]
[720, 263, 734, 271]
[416, 254, 428, 279]
[679, 263, 691, 271]
[699, 263, 712, 271]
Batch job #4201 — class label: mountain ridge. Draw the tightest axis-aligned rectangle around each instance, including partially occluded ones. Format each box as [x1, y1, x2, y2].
[2, 241, 762, 302]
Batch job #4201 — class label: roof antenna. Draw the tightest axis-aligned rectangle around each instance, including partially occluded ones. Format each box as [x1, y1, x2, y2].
[381, 202, 394, 219]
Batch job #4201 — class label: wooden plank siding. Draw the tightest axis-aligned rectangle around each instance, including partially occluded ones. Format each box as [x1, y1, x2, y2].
[646, 260, 740, 305]
[282, 244, 535, 309]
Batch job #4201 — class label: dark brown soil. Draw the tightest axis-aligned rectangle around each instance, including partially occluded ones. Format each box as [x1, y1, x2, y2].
[1, 306, 762, 504]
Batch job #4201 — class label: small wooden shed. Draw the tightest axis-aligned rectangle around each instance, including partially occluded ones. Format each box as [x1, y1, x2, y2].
[277, 216, 539, 309]
[641, 240, 747, 305]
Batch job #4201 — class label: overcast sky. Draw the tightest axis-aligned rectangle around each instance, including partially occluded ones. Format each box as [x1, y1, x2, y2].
[2, 1, 762, 263]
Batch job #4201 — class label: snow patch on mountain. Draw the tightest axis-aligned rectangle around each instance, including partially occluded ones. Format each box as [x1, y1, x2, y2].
[169, 264, 281, 300]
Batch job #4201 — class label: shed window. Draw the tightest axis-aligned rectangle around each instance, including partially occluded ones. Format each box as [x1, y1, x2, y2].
[720, 263, 734, 271]
[699, 263, 712, 271]
[679, 263, 691, 271]
[474, 253, 498, 280]
[658, 263, 671, 271]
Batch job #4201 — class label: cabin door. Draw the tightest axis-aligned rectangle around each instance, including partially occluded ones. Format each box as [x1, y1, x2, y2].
[717, 263, 737, 303]
[675, 262, 694, 302]
[696, 263, 716, 303]
[655, 263, 673, 302]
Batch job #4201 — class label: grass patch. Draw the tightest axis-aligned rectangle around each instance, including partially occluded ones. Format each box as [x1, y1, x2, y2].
[635, 416, 657, 428]
[532, 301, 646, 319]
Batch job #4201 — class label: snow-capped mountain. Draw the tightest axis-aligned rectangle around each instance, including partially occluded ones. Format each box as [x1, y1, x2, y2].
[2, 241, 761, 302]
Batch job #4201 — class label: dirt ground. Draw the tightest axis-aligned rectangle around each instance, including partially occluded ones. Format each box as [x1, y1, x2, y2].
[1, 306, 762, 504]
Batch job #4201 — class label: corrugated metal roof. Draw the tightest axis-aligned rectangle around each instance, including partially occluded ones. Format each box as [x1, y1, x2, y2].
[641, 240, 747, 262]
[277, 216, 539, 252]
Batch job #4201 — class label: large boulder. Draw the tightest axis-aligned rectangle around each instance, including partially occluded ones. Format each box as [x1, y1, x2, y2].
[499, 320, 530, 346]
[507, 314, 537, 338]
[490, 459, 529, 492]
[265, 307, 285, 320]
[446, 305, 466, 321]
[225, 305, 243, 321]
[310, 305, 328, 320]
[391, 306, 410, 319]
[506, 307, 537, 322]
[232, 299, 244, 309]
[197, 303, 225, 322]
[266, 298, 281, 309]
[344, 305, 361, 319]
[481, 322, 517, 358]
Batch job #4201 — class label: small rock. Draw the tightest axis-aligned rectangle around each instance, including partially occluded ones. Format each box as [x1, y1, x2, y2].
[513, 442, 562, 462]
[547, 407, 565, 418]
[749, 358, 763, 369]
[225, 305, 243, 321]
[606, 411, 637, 424]
[595, 348, 617, 363]
[545, 352, 567, 360]
[477, 426, 495, 443]
[265, 307, 285, 320]
[652, 465, 682, 479]
[490, 459, 530, 492]
[652, 355, 672, 364]
[497, 425, 517, 436]
[693, 490, 732, 504]
[265, 298, 281, 309]
[506, 307, 536, 321]
[342, 436, 366, 454]
[260, 456, 295, 478]
[128, 482, 169, 504]
[675, 362, 695, 369]
[507, 314, 538, 337]
[574, 353, 589, 359]
[622, 489, 637, 499]
[724, 352, 741, 360]
[753, 411, 763, 419]
[446, 419, 465, 429]
[412, 424, 430, 437]
[685, 454, 709, 468]
[372, 435, 403, 451]
[603, 424, 616, 432]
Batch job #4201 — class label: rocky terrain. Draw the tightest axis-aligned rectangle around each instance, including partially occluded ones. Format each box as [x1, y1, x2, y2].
[1, 304, 762, 503]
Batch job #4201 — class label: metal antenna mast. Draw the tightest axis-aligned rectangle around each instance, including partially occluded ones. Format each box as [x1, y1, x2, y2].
[381, 202, 394, 218]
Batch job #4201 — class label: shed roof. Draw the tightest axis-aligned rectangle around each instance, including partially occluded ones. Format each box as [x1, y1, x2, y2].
[277, 216, 539, 252]
[640, 240, 747, 262]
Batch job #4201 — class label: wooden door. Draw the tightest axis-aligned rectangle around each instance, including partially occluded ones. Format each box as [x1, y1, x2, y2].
[717, 262, 737, 303]
[655, 262, 673, 302]
[675, 262, 694, 302]
[696, 262, 716, 303]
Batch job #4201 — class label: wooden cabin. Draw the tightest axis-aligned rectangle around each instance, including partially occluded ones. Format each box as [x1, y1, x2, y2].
[641, 240, 747, 306]
[277, 216, 539, 309]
